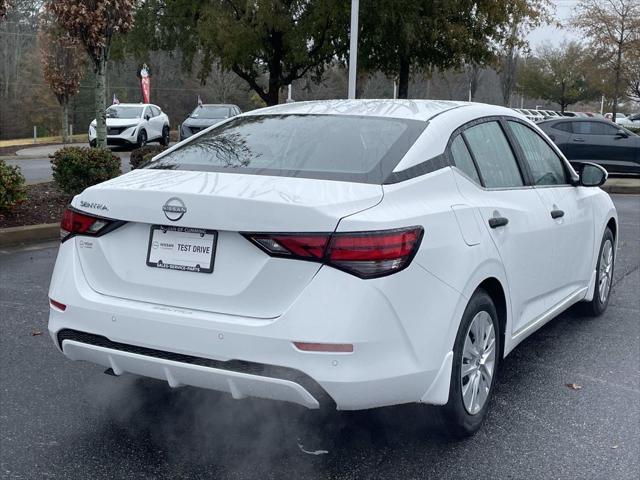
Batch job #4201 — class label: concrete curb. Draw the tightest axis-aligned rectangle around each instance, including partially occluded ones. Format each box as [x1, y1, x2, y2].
[0, 223, 59, 247]
[602, 184, 640, 195]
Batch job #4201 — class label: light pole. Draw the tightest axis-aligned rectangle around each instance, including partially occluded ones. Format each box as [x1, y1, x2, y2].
[348, 0, 359, 99]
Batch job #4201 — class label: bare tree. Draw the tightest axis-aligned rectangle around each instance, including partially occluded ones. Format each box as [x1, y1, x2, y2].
[496, 1, 553, 106]
[627, 54, 640, 102]
[47, 0, 135, 147]
[466, 62, 483, 101]
[39, 21, 85, 142]
[572, 0, 640, 120]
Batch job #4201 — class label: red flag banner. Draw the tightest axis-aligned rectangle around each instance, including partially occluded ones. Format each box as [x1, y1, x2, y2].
[140, 64, 151, 103]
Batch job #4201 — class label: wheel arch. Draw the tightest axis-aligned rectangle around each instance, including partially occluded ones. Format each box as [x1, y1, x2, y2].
[606, 216, 617, 241]
[475, 277, 507, 359]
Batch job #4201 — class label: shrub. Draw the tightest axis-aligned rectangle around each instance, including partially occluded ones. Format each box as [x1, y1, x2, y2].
[51, 147, 121, 195]
[626, 125, 640, 135]
[0, 159, 27, 212]
[130, 145, 166, 169]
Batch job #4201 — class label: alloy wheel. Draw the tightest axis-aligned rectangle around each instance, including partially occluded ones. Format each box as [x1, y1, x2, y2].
[460, 311, 496, 415]
[599, 239, 613, 304]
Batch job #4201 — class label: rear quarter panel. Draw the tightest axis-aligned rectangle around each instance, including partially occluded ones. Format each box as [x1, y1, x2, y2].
[336, 168, 509, 365]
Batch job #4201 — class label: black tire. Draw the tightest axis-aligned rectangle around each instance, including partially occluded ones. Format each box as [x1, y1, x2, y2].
[579, 228, 615, 317]
[137, 129, 147, 148]
[160, 126, 170, 146]
[432, 289, 500, 438]
[89, 139, 96, 148]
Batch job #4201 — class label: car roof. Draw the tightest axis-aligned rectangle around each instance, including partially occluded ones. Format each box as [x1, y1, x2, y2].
[245, 99, 480, 122]
[110, 103, 158, 108]
[198, 104, 238, 107]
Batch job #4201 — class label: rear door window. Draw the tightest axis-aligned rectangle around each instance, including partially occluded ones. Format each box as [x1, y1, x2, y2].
[573, 121, 618, 135]
[463, 121, 524, 188]
[146, 114, 426, 184]
[508, 121, 568, 185]
[450, 135, 480, 184]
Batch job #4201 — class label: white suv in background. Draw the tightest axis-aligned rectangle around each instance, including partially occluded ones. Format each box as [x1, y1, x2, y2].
[89, 103, 170, 148]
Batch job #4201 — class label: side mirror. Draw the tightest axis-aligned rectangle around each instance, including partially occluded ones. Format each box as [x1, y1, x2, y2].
[577, 162, 608, 187]
[615, 129, 628, 138]
[144, 114, 150, 121]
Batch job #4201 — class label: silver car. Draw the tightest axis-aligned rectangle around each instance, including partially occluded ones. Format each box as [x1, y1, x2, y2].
[179, 104, 241, 141]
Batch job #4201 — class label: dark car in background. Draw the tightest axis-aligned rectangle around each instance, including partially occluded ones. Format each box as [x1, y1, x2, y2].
[538, 118, 640, 175]
[179, 104, 242, 141]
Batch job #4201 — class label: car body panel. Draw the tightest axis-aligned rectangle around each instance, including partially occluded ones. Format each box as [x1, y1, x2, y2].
[51, 100, 618, 411]
[71, 169, 383, 318]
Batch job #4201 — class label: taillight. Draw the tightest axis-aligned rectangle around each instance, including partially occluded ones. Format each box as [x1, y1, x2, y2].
[60, 207, 116, 242]
[244, 226, 423, 279]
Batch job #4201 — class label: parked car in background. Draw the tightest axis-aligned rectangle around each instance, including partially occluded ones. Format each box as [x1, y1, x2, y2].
[615, 113, 640, 128]
[179, 104, 242, 141]
[538, 117, 639, 175]
[50, 100, 617, 437]
[513, 108, 544, 122]
[89, 103, 170, 149]
[541, 110, 560, 118]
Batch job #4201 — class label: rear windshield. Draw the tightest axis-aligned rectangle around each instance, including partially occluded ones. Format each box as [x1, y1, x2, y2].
[146, 114, 426, 183]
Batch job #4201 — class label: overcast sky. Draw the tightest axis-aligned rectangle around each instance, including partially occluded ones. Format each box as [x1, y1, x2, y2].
[526, 0, 582, 50]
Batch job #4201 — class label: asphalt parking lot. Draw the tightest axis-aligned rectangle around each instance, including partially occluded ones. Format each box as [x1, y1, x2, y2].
[0, 194, 638, 480]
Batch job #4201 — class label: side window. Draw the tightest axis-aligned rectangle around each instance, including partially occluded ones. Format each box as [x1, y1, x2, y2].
[142, 106, 150, 119]
[463, 121, 524, 188]
[450, 135, 480, 184]
[150, 106, 160, 117]
[508, 121, 568, 186]
[573, 121, 617, 135]
[591, 122, 618, 135]
[554, 122, 573, 133]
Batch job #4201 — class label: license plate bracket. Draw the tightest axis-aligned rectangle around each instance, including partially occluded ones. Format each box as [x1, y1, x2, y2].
[146, 225, 217, 274]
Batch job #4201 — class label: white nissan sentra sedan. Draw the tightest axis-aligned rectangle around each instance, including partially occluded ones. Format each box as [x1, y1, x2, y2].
[49, 100, 617, 436]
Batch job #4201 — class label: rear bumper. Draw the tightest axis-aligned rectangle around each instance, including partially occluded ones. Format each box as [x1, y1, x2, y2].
[61, 338, 324, 409]
[48, 240, 462, 410]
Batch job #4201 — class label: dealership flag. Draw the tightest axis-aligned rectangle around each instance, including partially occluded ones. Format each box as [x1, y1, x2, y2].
[140, 64, 151, 103]
[112, 94, 119, 105]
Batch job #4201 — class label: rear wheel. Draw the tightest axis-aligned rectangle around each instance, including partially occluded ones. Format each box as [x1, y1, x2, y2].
[137, 129, 147, 148]
[432, 289, 500, 437]
[579, 228, 614, 316]
[160, 126, 170, 146]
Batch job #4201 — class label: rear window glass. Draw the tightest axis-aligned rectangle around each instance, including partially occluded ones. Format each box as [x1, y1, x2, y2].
[147, 114, 426, 183]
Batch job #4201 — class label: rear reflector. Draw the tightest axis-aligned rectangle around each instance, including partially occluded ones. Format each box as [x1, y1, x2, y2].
[294, 342, 354, 353]
[245, 226, 423, 279]
[60, 207, 118, 242]
[49, 299, 67, 311]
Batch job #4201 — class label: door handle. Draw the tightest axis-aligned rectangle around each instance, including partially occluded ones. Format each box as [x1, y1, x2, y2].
[573, 137, 585, 142]
[550, 209, 565, 219]
[488, 217, 509, 228]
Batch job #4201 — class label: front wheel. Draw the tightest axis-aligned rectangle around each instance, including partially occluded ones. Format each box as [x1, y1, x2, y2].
[432, 289, 500, 437]
[579, 228, 615, 316]
[136, 129, 147, 148]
